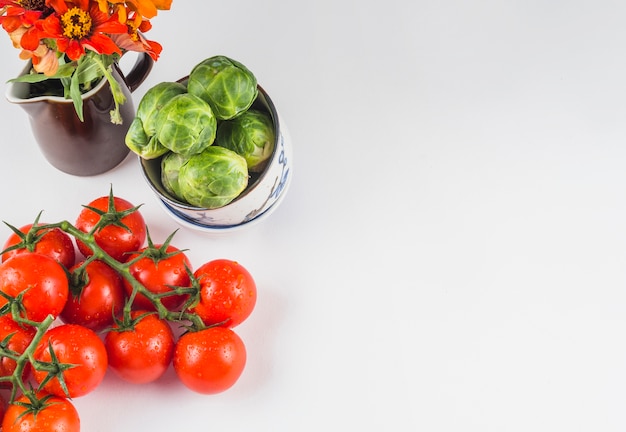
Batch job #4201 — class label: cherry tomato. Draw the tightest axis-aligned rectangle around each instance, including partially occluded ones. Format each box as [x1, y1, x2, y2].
[0, 253, 69, 323]
[75, 195, 146, 262]
[33, 324, 108, 398]
[2, 393, 80, 432]
[0, 315, 36, 386]
[60, 260, 126, 332]
[124, 244, 191, 311]
[105, 311, 175, 384]
[173, 326, 247, 394]
[189, 259, 257, 328]
[2, 224, 75, 269]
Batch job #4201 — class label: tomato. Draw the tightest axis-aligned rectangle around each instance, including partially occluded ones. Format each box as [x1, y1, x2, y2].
[2, 393, 79, 432]
[173, 326, 247, 394]
[105, 311, 175, 384]
[2, 224, 75, 269]
[60, 260, 126, 332]
[189, 259, 257, 328]
[32, 324, 108, 398]
[124, 244, 191, 311]
[0, 253, 69, 323]
[0, 315, 36, 386]
[75, 195, 146, 262]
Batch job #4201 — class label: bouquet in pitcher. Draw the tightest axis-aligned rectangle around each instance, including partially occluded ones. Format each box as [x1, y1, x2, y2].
[0, 0, 171, 122]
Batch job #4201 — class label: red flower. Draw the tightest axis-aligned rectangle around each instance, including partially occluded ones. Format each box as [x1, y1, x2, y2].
[40, 0, 128, 60]
[0, 4, 40, 32]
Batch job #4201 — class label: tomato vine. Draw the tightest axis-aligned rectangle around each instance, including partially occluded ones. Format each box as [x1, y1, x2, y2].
[0, 187, 256, 430]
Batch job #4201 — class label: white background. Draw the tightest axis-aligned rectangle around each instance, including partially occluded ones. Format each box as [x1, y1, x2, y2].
[1, 1, 626, 430]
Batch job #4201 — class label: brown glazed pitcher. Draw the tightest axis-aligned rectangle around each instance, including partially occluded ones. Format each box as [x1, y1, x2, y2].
[5, 52, 153, 176]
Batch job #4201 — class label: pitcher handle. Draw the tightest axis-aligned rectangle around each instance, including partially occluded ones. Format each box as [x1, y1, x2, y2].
[123, 52, 154, 93]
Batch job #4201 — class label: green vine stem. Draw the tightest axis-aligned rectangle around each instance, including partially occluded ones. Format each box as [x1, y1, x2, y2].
[0, 202, 209, 405]
[50, 219, 206, 329]
[0, 314, 55, 403]
[91, 54, 127, 125]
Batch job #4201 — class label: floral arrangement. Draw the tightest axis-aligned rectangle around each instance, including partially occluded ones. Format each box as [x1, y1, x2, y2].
[0, 0, 171, 123]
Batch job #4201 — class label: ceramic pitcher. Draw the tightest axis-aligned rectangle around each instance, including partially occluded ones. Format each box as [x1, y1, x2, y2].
[5, 52, 153, 176]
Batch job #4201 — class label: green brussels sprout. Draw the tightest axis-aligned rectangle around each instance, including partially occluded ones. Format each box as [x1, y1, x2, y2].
[187, 55, 258, 120]
[178, 146, 248, 209]
[155, 93, 218, 157]
[125, 82, 187, 159]
[216, 109, 275, 172]
[160, 151, 190, 200]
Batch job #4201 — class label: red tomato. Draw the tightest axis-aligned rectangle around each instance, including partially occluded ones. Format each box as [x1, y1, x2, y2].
[75, 195, 146, 262]
[105, 311, 175, 384]
[2, 224, 75, 269]
[189, 259, 257, 328]
[0, 253, 69, 322]
[173, 326, 247, 394]
[33, 324, 108, 398]
[0, 315, 36, 386]
[124, 244, 191, 311]
[2, 393, 79, 432]
[60, 260, 126, 332]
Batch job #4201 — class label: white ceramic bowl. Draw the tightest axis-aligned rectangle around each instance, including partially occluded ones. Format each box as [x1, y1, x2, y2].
[140, 85, 292, 233]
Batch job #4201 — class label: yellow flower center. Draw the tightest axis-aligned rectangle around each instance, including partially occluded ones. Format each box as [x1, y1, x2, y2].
[127, 22, 139, 42]
[61, 7, 92, 40]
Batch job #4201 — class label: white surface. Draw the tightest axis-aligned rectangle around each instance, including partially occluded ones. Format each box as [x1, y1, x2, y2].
[1, 1, 626, 431]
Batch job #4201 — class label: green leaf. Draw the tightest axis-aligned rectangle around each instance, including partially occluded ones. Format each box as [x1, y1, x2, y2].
[69, 71, 84, 122]
[53, 63, 77, 78]
[8, 62, 77, 84]
[74, 54, 105, 86]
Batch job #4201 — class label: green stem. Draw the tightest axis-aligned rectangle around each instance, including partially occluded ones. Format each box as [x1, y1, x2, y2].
[93, 54, 126, 125]
[55, 220, 202, 327]
[8, 314, 55, 403]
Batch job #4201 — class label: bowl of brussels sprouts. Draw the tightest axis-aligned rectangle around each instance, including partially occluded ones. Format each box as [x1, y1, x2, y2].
[129, 55, 292, 232]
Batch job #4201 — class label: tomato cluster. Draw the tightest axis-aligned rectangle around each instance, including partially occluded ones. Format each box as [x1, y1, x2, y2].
[0, 190, 257, 432]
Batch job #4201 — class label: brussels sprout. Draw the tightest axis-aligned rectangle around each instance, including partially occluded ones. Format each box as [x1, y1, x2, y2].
[216, 109, 275, 172]
[178, 146, 248, 209]
[125, 82, 187, 159]
[155, 93, 217, 157]
[161, 151, 190, 200]
[187, 55, 258, 120]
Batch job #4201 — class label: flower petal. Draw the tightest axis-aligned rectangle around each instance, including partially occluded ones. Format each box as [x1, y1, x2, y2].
[85, 32, 122, 55]
[65, 39, 84, 60]
[46, 0, 69, 14]
[19, 26, 41, 50]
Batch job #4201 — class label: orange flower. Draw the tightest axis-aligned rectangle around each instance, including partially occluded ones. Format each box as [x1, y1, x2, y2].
[99, 0, 171, 19]
[40, 0, 128, 60]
